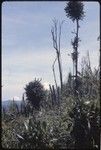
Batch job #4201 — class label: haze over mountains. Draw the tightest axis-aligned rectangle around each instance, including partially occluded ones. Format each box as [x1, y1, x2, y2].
[2, 100, 22, 111]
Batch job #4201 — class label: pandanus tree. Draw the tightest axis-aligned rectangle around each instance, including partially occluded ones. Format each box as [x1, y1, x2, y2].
[64, 2, 98, 149]
[65, 1, 85, 97]
[24, 78, 46, 110]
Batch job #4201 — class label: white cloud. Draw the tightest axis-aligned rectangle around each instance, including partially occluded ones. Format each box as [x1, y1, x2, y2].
[12, 96, 21, 101]
[43, 82, 50, 90]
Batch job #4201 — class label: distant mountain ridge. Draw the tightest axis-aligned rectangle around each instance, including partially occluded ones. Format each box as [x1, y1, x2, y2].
[2, 100, 22, 111]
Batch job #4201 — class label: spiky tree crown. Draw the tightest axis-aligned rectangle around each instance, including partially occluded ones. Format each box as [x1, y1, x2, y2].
[24, 79, 45, 109]
[65, 1, 85, 22]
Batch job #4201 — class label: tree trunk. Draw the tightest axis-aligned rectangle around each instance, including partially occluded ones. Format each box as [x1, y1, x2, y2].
[75, 19, 79, 97]
[51, 20, 63, 94]
[52, 57, 58, 91]
[57, 50, 63, 92]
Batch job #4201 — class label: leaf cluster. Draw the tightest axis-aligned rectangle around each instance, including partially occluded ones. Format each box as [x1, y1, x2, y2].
[24, 79, 46, 110]
[64, 1, 85, 22]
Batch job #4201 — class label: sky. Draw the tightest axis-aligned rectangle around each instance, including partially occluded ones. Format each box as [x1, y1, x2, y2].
[2, 1, 100, 101]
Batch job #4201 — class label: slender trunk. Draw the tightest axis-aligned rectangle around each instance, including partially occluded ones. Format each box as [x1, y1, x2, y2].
[53, 65, 58, 90]
[58, 23, 63, 92]
[75, 19, 79, 97]
[51, 20, 63, 93]
[52, 85, 56, 104]
[57, 50, 63, 92]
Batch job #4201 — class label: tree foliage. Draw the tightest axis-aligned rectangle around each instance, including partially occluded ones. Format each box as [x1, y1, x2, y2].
[24, 78, 46, 110]
[64, 1, 85, 22]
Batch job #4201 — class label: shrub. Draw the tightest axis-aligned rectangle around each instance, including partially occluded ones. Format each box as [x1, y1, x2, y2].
[24, 78, 46, 110]
[16, 117, 50, 149]
[69, 100, 100, 149]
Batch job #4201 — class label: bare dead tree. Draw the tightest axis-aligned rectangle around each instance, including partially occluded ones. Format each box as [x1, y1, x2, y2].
[49, 84, 54, 106]
[52, 56, 61, 105]
[52, 56, 58, 90]
[51, 19, 64, 92]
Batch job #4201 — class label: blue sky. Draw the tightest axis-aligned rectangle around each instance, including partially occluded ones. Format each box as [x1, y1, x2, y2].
[2, 1, 100, 100]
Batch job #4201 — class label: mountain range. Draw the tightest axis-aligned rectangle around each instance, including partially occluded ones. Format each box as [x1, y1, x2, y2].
[2, 100, 22, 111]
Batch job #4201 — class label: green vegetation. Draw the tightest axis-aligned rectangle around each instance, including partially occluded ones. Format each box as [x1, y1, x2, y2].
[2, 61, 100, 149]
[24, 78, 46, 110]
[2, 1, 100, 149]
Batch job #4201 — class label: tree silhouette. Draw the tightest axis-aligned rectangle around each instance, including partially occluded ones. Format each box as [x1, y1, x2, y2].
[65, 2, 84, 22]
[51, 19, 64, 92]
[24, 78, 45, 110]
[65, 1, 85, 97]
[52, 56, 58, 91]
